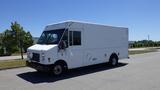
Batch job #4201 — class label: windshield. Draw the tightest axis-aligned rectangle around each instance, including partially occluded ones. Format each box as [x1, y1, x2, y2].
[37, 29, 65, 44]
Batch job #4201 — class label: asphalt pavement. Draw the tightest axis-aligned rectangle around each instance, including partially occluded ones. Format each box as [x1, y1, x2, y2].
[0, 51, 160, 90]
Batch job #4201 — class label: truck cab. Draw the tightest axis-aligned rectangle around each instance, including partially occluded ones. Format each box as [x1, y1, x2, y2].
[27, 22, 83, 75]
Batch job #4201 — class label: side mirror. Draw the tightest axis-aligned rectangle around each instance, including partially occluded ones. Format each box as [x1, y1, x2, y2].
[58, 40, 68, 50]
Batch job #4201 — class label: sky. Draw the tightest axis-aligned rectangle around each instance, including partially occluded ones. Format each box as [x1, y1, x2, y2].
[0, 0, 160, 41]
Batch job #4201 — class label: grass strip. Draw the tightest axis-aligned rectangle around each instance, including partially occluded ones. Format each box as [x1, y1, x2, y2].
[129, 48, 158, 55]
[0, 59, 26, 70]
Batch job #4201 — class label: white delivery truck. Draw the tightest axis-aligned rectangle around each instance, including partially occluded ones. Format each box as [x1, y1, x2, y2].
[27, 21, 128, 75]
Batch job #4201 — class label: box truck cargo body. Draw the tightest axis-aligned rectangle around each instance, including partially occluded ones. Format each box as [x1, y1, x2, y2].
[26, 21, 128, 75]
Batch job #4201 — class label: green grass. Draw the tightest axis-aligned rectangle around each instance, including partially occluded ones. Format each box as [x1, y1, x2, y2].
[0, 59, 26, 70]
[129, 48, 158, 55]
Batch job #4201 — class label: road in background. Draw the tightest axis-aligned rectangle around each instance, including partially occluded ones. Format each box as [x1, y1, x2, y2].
[129, 48, 147, 51]
[0, 52, 160, 90]
[0, 55, 27, 60]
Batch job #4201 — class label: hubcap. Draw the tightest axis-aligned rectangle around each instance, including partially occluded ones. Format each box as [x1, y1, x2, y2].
[112, 58, 117, 66]
[54, 65, 62, 75]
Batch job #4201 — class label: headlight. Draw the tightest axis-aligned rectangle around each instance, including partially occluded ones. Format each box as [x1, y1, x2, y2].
[27, 52, 32, 59]
[42, 53, 45, 61]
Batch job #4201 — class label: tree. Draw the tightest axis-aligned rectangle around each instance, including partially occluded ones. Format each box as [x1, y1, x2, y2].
[2, 29, 17, 55]
[23, 32, 33, 52]
[0, 33, 5, 55]
[0, 21, 33, 56]
[129, 40, 160, 48]
[10, 21, 34, 58]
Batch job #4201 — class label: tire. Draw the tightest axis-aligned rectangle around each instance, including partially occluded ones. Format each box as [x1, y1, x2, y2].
[53, 63, 64, 76]
[109, 55, 118, 66]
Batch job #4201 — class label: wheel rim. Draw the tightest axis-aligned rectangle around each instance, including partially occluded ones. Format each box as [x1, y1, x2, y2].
[112, 58, 117, 66]
[53, 65, 62, 75]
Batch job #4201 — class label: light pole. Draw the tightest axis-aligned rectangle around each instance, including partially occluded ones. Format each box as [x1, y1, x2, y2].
[19, 32, 24, 59]
[148, 34, 150, 47]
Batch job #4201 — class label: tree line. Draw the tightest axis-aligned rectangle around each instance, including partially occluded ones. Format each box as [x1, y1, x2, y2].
[0, 22, 33, 56]
[129, 40, 160, 48]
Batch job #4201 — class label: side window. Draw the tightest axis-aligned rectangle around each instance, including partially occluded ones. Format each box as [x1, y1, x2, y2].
[73, 31, 81, 45]
[69, 31, 81, 46]
[69, 31, 73, 46]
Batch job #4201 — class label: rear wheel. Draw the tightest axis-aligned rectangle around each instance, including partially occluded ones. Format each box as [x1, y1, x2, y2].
[109, 55, 118, 66]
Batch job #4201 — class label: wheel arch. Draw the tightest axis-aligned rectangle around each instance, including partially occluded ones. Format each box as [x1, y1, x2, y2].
[54, 59, 68, 69]
[109, 53, 119, 60]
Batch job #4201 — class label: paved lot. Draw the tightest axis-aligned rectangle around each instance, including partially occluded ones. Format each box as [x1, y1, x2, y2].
[0, 52, 160, 90]
[0, 55, 27, 61]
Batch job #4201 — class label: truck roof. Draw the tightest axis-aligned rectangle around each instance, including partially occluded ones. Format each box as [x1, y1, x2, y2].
[45, 20, 128, 31]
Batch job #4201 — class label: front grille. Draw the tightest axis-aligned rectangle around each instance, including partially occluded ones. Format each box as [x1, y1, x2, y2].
[31, 53, 40, 62]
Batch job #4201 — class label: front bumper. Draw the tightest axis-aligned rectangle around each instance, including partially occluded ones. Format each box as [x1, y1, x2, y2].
[26, 61, 53, 72]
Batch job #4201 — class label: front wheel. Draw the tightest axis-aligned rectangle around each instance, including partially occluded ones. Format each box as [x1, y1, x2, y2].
[53, 63, 64, 75]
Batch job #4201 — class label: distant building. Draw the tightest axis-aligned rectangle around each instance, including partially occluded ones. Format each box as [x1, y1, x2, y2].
[32, 37, 39, 44]
[129, 41, 135, 44]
